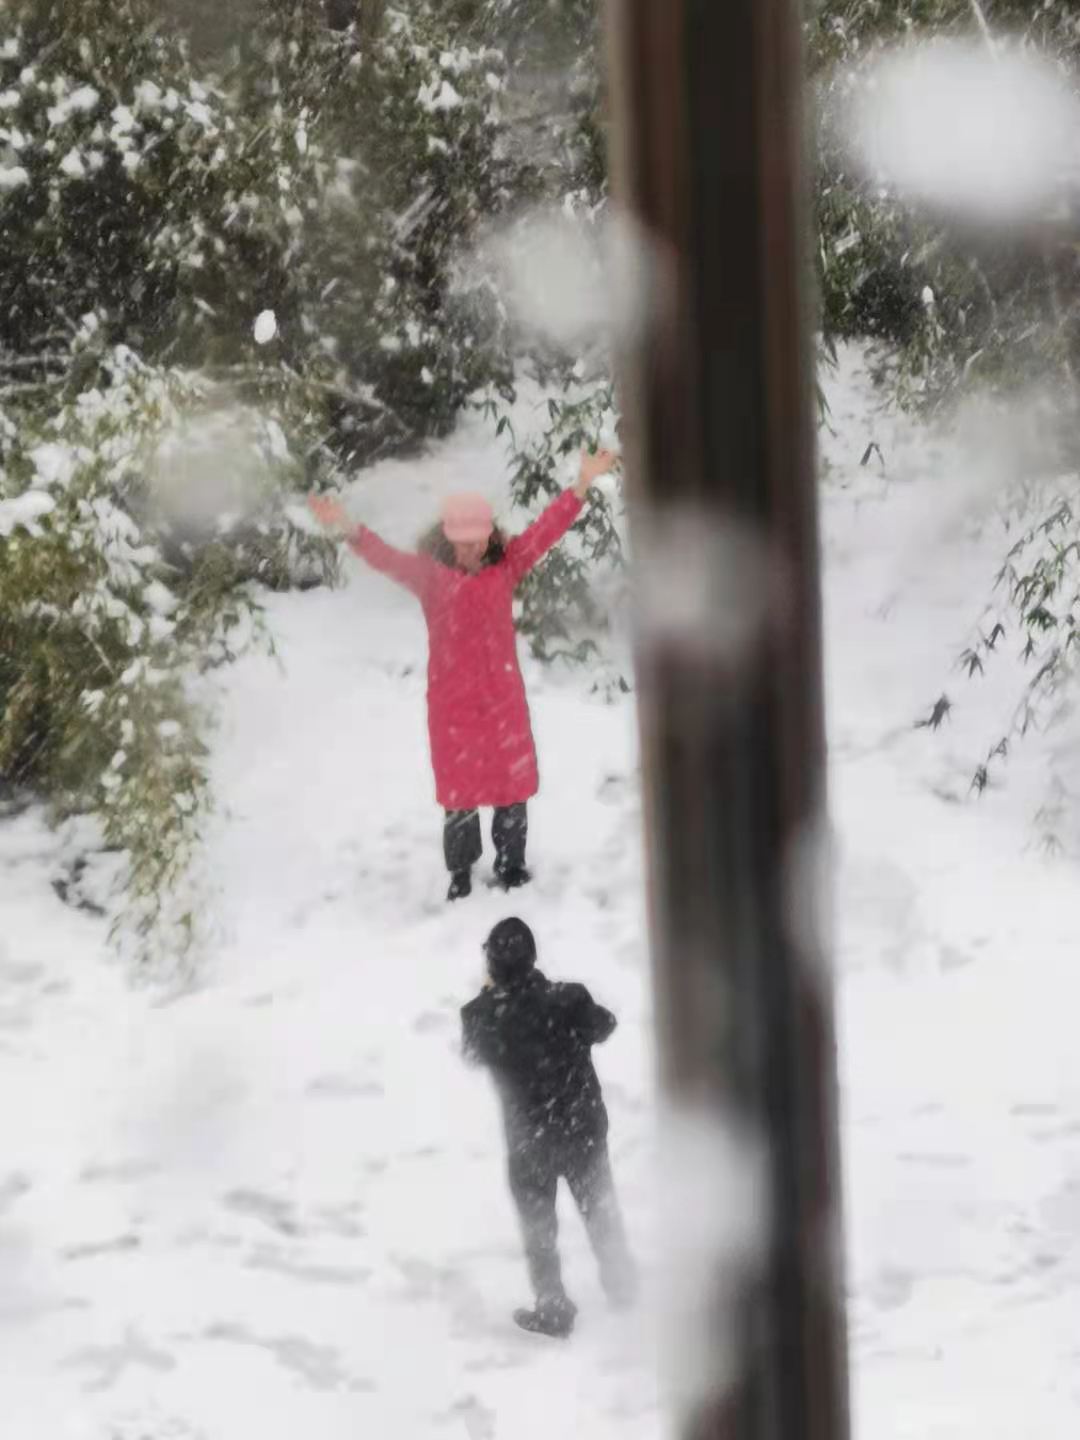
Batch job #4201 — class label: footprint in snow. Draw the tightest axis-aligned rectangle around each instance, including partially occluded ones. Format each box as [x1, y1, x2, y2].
[0, 1171, 31, 1214]
[0, 959, 44, 986]
[867, 1266, 915, 1311]
[203, 1322, 374, 1392]
[440, 1396, 496, 1439]
[222, 1188, 301, 1236]
[245, 1245, 372, 1286]
[63, 1234, 141, 1262]
[61, 1327, 176, 1393]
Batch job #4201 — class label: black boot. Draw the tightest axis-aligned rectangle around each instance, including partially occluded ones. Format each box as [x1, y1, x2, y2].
[492, 804, 528, 889]
[495, 864, 531, 891]
[513, 1295, 577, 1339]
[447, 869, 472, 902]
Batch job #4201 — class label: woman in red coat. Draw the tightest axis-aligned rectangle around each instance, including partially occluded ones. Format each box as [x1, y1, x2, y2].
[309, 447, 617, 900]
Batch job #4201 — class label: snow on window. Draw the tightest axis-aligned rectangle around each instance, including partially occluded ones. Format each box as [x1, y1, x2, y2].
[0, 89, 20, 110]
[0, 164, 29, 190]
[845, 40, 1080, 223]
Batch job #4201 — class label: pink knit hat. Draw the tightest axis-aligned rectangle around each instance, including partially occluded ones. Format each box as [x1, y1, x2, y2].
[441, 491, 494, 544]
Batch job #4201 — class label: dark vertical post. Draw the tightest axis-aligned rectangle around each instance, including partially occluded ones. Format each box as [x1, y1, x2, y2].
[603, 3, 850, 1439]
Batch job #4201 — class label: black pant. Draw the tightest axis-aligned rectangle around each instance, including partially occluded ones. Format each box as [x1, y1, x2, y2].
[507, 1135, 635, 1307]
[443, 804, 527, 876]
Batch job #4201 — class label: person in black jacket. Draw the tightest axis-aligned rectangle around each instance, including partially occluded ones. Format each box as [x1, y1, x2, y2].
[461, 916, 636, 1338]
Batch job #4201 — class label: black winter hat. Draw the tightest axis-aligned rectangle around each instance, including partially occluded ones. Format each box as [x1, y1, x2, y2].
[484, 917, 537, 985]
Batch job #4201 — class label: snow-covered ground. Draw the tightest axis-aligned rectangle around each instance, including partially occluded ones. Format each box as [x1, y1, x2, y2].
[3, 347, 1080, 1439]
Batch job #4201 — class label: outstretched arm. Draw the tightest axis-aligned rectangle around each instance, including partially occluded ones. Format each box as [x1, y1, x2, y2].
[346, 524, 437, 599]
[307, 495, 435, 599]
[503, 490, 583, 585]
[502, 448, 619, 586]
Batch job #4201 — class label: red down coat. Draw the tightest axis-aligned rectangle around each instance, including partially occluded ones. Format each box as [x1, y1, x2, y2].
[348, 489, 584, 811]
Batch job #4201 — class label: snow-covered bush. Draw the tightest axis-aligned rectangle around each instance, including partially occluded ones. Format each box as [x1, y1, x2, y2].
[0, 340, 334, 965]
[231, 2, 521, 464]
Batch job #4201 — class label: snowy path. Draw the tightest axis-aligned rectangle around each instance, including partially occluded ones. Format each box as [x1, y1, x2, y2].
[3, 353, 1080, 1439]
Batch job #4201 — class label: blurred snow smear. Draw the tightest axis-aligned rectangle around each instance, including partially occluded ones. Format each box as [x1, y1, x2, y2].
[465, 203, 665, 351]
[146, 403, 293, 541]
[632, 507, 779, 681]
[842, 39, 1080, 223]
[655, 1109, 768, 1425]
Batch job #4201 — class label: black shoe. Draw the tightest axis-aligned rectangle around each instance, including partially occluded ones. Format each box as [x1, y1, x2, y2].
[513, 1296, 577, 1339]
[447, 870, 472, 902]
[494, 865, 531, 891]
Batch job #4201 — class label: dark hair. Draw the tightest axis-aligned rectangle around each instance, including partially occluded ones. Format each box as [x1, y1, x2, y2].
[484, 917, 537, 986]
[418, 521, 507, 570]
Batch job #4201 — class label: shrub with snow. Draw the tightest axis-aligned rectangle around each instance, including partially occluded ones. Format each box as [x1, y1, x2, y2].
[0, 340, 334, 967]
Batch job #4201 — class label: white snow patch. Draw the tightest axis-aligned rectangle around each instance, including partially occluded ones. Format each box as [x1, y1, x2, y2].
[144, 580, 179, 617]
[30, 442, 77, 489]
[58, 148, 86, 179]
[253, 309, 278, 345]
[0, 164, 29, 190]
[134, 80, 163, 110]
[0, 491, 55, 536]
[418, 77, 463, 113]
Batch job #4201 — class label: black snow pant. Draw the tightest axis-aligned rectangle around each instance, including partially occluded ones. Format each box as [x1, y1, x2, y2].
[507, 1134, 636, 1308]
[443, 804, 527, 876]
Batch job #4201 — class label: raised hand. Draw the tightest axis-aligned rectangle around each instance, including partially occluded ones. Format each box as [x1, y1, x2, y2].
[574, 447, 620, 499]
[307, 494, 352, 534]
